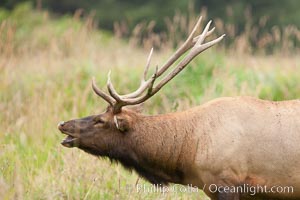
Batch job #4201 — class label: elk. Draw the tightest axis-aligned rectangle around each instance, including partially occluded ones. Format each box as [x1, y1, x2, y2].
[58, 17, 300, 200]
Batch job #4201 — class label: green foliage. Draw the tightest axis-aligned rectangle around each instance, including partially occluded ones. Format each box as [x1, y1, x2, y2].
[199, 0, 300, 29]
[0, 5, 300, 200]
[1, 0, 300, 31]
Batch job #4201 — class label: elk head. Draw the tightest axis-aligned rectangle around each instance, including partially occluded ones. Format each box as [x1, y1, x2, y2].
[58, 106, 139, 157]
[58, 16, 225, 158]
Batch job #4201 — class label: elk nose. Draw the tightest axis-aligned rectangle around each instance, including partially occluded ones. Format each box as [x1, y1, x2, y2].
[58, 121, 65, 129]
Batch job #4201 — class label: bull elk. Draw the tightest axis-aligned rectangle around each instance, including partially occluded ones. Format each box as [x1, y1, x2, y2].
[58, 17, 300, 200]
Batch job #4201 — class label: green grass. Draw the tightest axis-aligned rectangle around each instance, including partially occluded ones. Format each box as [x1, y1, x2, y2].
[1, 4, 300, 200]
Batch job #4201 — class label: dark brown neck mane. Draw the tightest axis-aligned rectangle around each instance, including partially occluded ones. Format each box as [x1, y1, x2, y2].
[81, 111, 199, 185]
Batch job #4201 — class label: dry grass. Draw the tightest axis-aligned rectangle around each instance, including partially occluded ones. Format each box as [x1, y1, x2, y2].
[1, 4, 300, 200]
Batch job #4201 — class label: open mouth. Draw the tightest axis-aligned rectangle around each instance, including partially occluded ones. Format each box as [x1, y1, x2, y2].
[61, 135, 79, 148]
[58, 121, 80, 148]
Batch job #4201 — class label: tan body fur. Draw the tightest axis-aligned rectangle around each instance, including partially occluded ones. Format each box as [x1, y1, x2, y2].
[127, 96, 300, 199]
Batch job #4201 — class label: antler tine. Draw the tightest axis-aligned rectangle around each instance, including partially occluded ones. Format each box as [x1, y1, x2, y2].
[155, 16, 203, 77]
[92, 77, 116, 106]
[105, 16, 204, 102]
[144, 47, 153, 80]
[105, 48, 156, 104]
[92, 17, 224, 113]
[152, 33, 225, 94]
[120, 78, 155, 99]
[195, 20, 212, 45]
[107, 71, 123, 103]
[107, 63, 158, 102]
[196, 34, 226, 51]
[110, 66, 159, 106]
[118, 17, 215, 101]
[115, 21, 225, 106]
[119, 48, 154, 99]
[192, 27, 215, 43]
[106, 65, 159, 113]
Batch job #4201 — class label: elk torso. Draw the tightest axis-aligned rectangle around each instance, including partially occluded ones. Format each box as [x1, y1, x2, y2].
[134, 96, 300, 199]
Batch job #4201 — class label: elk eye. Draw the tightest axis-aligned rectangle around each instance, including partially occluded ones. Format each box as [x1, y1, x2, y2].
[94, 117, 105, 124]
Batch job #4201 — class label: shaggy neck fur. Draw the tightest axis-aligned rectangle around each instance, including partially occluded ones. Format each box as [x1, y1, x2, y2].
[79, 109, 200, 185]
[110, 110, 199, 184]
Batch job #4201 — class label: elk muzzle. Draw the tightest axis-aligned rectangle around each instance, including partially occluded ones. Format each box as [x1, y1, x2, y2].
[58, 120, 80, 148]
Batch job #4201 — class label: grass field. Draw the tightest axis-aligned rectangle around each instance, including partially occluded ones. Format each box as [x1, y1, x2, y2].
[1, 4, 300, 200]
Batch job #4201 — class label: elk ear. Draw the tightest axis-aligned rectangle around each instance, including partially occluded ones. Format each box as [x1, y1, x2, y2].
[114, 115, 130, 132]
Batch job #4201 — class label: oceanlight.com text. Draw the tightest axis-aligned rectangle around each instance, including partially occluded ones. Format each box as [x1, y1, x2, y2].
[207, 184, 294, 196]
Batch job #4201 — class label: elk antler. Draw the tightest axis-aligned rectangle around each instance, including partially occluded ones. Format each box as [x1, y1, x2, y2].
[92, 16, 225, 114]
